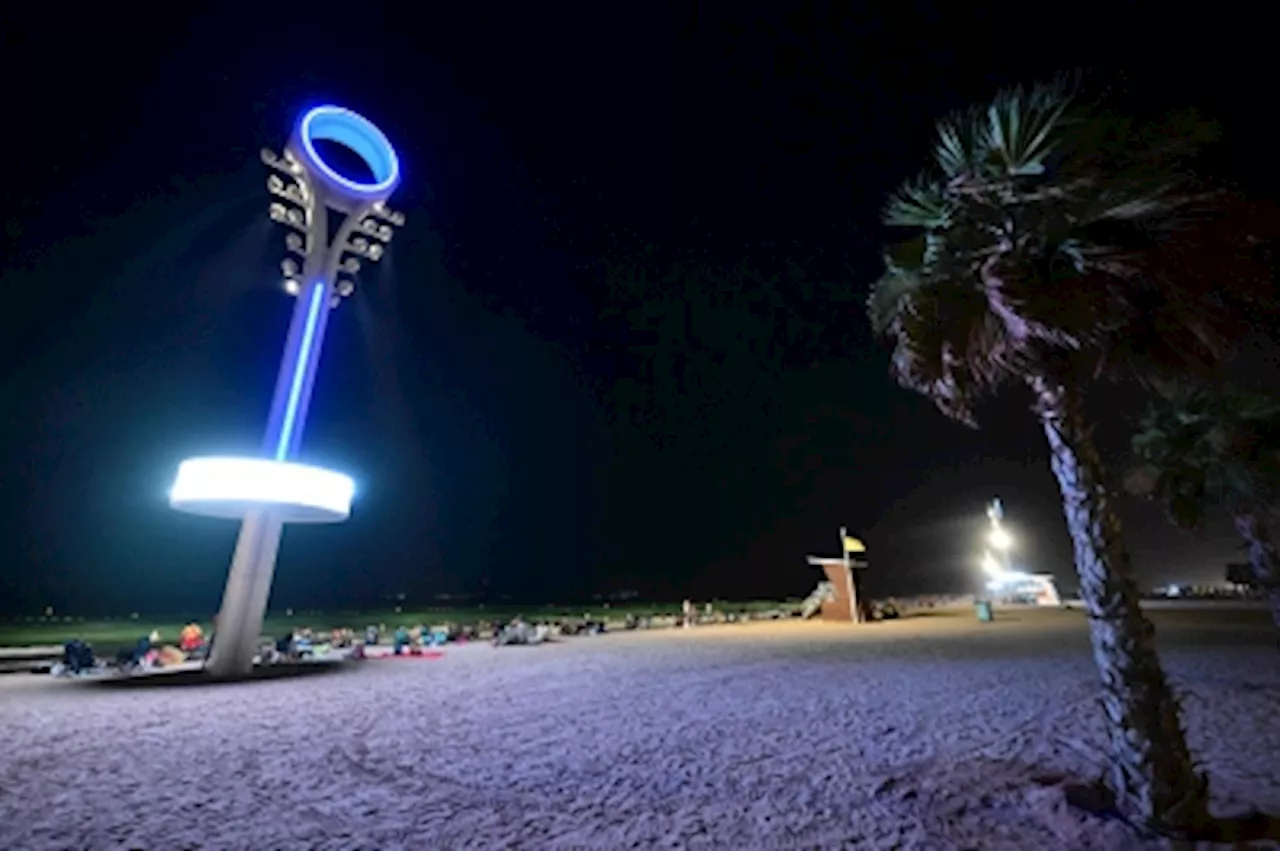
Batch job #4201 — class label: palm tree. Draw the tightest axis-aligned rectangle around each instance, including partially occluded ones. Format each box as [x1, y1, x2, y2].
[1127, 384, 1280, 630]
[866, 79, 1276, 835]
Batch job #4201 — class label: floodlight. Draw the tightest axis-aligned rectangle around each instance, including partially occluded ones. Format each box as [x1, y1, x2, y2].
[169, 457, 354, 523]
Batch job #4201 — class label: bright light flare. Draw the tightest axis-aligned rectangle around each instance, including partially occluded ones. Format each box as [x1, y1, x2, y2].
[986, 568, 1033, 587]
[988, 526, 1013, 550]
[169, 456, 354, 523]
[981, 553, 1003, 576]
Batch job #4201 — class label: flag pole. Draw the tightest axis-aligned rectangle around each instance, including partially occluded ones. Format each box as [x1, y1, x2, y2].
[839, 525, 857, 623]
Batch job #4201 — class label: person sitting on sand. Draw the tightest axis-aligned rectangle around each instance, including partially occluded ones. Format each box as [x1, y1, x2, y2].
[62, 639, 95, 675]
[364, 625, 380, 647]
[501, 615, 541, 646]
[118, 635, 154, 670]
[393, 626, 410, 655]
[179, 622, 205, 655]
[294, 629, 313, 657]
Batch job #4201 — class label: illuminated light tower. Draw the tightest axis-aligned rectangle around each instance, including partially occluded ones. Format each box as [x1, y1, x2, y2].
[979, 497, 1061, 605]
[981, 497, 1015, 587]
[987, 498, 1013, 571]
[168, 106, 405, 678]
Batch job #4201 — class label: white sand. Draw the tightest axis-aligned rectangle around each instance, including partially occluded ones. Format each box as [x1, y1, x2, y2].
[1, 608, 1277, 850]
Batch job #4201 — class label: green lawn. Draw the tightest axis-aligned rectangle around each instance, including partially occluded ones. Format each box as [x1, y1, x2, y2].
[0, 600, 799, 650]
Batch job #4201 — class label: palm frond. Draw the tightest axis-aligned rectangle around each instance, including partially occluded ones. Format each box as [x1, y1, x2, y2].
[933, 108, 987, 179]
[883, 236, 925, 274]
[1130, 384, 1280, 523]
[866, 267, 918, 336]
[883, 179, 951, 228]
[869, 260, 1019, 426]
[869, 75, 1278, 433]
[983, 82, 1076, 177]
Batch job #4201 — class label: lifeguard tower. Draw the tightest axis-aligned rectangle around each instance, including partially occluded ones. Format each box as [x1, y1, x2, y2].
[802, 527, 872, 622]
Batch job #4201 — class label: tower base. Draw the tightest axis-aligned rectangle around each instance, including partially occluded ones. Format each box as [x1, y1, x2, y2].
[805, 556, 872, 623]
[206, 510, 284, 678]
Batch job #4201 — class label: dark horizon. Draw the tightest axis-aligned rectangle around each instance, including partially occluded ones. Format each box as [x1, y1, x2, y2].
[1, 6, 1270, 617]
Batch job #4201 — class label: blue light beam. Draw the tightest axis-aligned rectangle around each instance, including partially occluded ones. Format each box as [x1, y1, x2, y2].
[275, 282, 327, 460]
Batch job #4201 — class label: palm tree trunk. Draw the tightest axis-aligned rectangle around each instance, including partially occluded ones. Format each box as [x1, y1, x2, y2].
[1232, 513, 1280, 632]
[1030, 374, 1207, 833]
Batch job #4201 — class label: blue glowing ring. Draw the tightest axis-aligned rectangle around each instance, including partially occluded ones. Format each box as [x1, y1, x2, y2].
[296, 105, 400, 197]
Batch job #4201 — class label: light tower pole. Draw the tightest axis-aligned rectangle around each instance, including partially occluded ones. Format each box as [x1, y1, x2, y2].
[987, 497, 1012, 573]
[168, 106, 405, 678]
[981, 496, 1015, 593]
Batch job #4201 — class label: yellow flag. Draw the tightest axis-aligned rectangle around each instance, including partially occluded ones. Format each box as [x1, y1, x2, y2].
[843, 535, 866, 554]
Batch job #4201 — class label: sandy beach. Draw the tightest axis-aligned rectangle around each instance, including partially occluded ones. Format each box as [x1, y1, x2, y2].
[1, 607, 1276, 850]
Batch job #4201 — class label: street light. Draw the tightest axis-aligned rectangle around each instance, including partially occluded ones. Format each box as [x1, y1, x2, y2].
[988, 526, 1012, 551]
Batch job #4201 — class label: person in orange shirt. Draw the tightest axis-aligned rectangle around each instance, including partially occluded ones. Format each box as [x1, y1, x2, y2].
[179, 622, 205, 654]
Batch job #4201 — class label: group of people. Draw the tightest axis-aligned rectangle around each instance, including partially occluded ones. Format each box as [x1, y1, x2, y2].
[56, 621, 211, 676]
[257, 623, 471, 661]
[52, 603, 748, 677]
[262, 626, 359, 663]
[492, 615, 552, 646]
[118, 622, 210, 670]
[391, 623, 454, 653]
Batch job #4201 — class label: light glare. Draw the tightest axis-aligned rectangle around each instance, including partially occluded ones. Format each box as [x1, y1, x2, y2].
[981, 553, 1002, 576]
[988, 527, 1013, 550]
[170, 456, 354, 524]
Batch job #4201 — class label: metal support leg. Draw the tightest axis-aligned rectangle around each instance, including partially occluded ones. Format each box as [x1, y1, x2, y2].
[206, 510, 285, 677]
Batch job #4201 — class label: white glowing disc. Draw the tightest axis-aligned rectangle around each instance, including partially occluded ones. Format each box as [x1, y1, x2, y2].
[169, 456, 354, 523]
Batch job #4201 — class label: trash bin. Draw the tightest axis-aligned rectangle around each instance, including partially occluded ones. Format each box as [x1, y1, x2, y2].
[975, 599, 994, 622]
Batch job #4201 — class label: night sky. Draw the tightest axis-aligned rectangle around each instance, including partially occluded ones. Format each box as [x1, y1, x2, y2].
[1, 5, 1270, 616]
